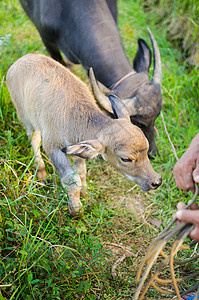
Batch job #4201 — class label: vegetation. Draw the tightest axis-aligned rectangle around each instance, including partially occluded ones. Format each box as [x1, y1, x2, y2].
[0, 0, 198, 299]
[142, 0, 199, 66]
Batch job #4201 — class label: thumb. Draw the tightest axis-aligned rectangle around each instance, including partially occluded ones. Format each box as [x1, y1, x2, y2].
[193, 160, 199, 183]
[176, 209, 199, 224]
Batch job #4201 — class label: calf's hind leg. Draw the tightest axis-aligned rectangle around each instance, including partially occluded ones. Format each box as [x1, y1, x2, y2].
[46, 147, 83, 216]
[31, 131, 47, 180]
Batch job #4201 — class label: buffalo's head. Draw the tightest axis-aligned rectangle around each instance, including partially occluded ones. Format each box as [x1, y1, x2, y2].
[90, 28, 162, 158]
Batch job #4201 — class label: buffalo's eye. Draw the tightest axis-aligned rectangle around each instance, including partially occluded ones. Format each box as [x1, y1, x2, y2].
[121, 157, 132, 162]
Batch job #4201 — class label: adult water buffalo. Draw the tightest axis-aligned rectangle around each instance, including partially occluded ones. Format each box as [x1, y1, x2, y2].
[20, 0, 162, 157]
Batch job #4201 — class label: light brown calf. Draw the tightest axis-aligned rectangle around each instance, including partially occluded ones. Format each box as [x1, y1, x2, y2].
[6, 54, 162, 216]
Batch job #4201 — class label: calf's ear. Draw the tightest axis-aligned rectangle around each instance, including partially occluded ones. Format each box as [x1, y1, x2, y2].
[61, 140, 105, 159]
[109, 94, 130, 121]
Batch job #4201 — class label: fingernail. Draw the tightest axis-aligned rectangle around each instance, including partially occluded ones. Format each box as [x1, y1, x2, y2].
[176, 211, 182, 219]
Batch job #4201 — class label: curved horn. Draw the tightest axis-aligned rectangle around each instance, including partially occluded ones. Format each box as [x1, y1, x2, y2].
[147, 27, 162, 85]
[89, 68, 113, 114]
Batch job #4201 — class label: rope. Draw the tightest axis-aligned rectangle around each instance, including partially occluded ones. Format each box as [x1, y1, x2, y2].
[160, 111, 179, 161]
[109, 70, 136, 90]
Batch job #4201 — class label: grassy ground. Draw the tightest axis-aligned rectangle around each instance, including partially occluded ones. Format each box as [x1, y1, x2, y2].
[142, 0, 199, 66]
[0, 0, 198, 299]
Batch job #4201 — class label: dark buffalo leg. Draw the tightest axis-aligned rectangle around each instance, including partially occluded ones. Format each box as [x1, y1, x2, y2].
[42, 38, 73, 68]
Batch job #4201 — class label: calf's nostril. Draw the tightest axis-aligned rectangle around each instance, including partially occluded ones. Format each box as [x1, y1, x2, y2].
[152, 182, 159, 189]
[151, 177, 162, 189]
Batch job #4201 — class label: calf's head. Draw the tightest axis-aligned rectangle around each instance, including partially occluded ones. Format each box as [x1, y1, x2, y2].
[62, 94, 162, 191]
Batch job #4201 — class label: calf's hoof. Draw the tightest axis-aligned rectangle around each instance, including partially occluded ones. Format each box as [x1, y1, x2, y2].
[68, 203, 84, 218]
[80, 188, 89, 199]
[37, 167, 47, 180]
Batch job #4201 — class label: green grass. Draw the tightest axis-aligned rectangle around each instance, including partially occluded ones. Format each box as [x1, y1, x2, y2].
[142, 0, 199, 66]
[0, 0, 199, 299]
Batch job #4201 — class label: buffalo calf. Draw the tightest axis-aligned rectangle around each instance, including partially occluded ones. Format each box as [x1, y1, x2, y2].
[7, 54, 162, 216]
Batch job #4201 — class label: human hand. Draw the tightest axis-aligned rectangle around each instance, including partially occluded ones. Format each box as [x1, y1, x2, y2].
[176, 201, 199, 242]
[173, 133, 199, 193]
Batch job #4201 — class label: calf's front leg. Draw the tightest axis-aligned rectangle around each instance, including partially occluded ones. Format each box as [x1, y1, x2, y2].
[72, 157, 88, 198]
[46, 147, 83, 216]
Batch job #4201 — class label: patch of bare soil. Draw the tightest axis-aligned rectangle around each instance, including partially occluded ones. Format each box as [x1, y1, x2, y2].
[88, 161, 161, 278]
[110, 191, 148, 222]
[102, 190, 160, 279]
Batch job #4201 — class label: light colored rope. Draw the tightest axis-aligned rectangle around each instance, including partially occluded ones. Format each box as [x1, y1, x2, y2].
[160, 111, 179, 161]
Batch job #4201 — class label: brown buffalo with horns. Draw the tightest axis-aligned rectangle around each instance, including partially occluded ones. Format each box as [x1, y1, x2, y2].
[20, 0, 162, 156]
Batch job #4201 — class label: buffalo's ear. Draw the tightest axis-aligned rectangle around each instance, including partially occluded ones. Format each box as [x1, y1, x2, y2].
[108, 94, 130, 121]
[61, 140, 105, 159]
[133, 39, 151, 73]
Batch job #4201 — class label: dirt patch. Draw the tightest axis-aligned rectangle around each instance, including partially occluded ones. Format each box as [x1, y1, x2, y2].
[110, 190, 151, 222]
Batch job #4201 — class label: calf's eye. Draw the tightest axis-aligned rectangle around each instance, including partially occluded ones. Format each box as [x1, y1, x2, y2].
[121, 157, 132, 162]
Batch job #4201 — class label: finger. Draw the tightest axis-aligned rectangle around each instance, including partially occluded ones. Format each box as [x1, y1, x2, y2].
[177, 202, 186, 210]
[174, 172, 195, 193]
[173, 163, 185, 190]
[183, 173, 195, 193]
[193, 160, 199, 183]
[176, 209, 199, 225]
[189, 227, 199, 242]
[173, 213, 182, 225]
[173, 161, 195, 192]
[174, 170, 186, 191]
